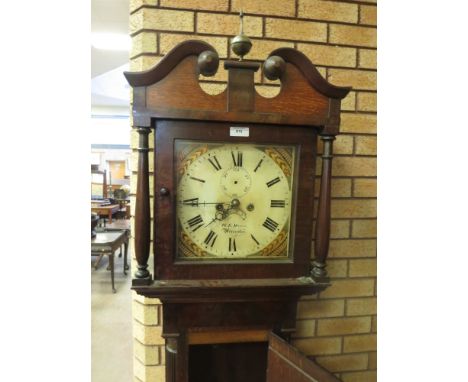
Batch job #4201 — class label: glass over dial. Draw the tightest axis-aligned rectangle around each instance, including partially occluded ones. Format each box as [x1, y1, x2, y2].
[175, 141, 296, 259]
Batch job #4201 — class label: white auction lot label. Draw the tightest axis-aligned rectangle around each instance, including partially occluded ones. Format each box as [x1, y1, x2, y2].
[230, 127, 250, 137]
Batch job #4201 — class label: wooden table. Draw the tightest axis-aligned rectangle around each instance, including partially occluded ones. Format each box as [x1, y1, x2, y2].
[114, 198, 131, 219]
[91, 204, 120, 224]
[91, 230, 129, 293]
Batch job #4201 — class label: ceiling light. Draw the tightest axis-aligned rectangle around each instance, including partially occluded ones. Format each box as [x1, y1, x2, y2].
[91, 33, 130, 51]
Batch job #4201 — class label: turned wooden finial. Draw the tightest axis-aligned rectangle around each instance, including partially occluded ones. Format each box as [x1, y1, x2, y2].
[197, 50, 219, 76]
[263, 55, 286, 80]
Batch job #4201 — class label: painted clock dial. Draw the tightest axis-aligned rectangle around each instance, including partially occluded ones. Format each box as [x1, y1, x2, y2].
[175, 140, 298, 260]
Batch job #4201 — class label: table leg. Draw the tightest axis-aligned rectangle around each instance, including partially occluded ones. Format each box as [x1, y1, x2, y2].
[94, 253, 104, 270]
[108, 210, 113, 224]
[109, 253, 116, 293]
[124, 238, 129, 275]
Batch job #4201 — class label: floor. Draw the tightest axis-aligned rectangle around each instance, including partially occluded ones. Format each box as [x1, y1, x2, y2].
[91, 235, 133, 382]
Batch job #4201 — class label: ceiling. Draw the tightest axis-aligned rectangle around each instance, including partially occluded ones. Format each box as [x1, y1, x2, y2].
[91, 0, 131, 109]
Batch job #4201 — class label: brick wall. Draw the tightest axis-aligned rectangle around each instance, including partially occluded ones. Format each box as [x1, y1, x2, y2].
[128, 1, 377, 381]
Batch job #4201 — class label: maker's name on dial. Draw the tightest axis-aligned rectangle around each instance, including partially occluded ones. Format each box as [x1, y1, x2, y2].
[221, 222, 246, 235]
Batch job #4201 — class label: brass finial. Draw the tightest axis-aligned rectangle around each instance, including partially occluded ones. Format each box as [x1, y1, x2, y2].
[230, 10, 252, 61]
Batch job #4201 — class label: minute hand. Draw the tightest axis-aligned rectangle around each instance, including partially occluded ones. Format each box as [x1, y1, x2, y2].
[181, 201, 230, 206]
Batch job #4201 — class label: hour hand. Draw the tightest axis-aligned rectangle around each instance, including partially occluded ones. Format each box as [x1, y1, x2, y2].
[204, 210, 227, 227]
[204, 217, 217, 227]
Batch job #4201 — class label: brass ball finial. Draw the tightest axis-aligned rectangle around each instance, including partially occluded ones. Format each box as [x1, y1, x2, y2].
[230, 10, 252, 61]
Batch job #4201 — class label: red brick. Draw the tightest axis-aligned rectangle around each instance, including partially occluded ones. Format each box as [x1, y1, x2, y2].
[354, 178, 377, 197]
[368, 351, 377, 369]
[346, 297, 377, 316]
[341, 113, 376, 134]
[318, 134, 354, 155]
[342, 92, 356, 111]
[357, 92, 377, 111]
[130, 8, 194, 34]
[314, 178, 352, 197]
[331, 199, 376, 218]
[197, 13, 262, 37]
[319, 279, 374, 298]
[293, 337, 342, 356]
[131, 32, 157, 58]
[342, 370, 377, 382]
[330, 220, 351, 239]
[355, 136, 377, 156]
[265, 18, 327, 42]
[299, 43, 357, 68]
[232, 0, 295, 17]
[130, 0, 157, 13]
[333, 157, 376, 177]
[330, 24, 376, 48]
[349, 259, 377, 277]
[298, 0, 358, 23]
[199, 83, 228, 96]
[316, 353, 368, 372]
[160, 0, 228, 11]
[249, 39, 294, 60]
[352, 219, 377, 238]
[327, 259, 348, 278]
[372, 315, 377, 332]
[317, 316, 371, 336]
[297, 299, 345, 319]
[292, 319, 316, 338]
[329, 69, 376, 91]
[130, 55, 162, 72]
[359, 49, 377, 69]
[328, 239, 376, 258]
[343, 334, 377, 353]
[360, 5, 377, 26]
[255, 85, 280, 98]
[160, 34, 228, 58]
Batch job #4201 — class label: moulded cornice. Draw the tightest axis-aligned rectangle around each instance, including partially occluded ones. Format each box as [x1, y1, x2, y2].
[124, 40, 216, 87]
[268, 47, 351, 100]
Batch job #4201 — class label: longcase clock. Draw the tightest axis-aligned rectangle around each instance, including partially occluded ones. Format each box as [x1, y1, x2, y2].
[125, 28, 350, 382]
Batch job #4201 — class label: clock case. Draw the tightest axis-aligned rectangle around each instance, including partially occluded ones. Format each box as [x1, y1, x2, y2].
[125, 40, 350, 382]
[158, 120, 313, 277]
[125, 40, 350, 285]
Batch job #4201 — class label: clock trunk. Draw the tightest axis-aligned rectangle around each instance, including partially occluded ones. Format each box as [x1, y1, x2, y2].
[188, 342, 268, 382]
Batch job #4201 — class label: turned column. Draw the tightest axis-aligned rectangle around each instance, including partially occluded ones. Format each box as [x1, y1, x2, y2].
[133, 126, 152, 285]
[312, 135, 335, 281]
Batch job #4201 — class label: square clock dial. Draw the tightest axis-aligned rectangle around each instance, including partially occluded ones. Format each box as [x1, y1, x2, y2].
[175, 140, 298, 260]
